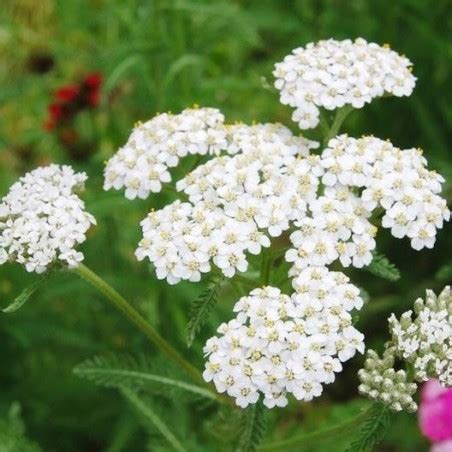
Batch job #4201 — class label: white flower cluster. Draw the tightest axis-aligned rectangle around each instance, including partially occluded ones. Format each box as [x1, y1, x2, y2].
[136, 123, 319, 283]
[284, 133, 450, 274]
[0, 165, 96, 273]
[104, 107, 227, 199]
[319, 135, 449, 250]
[389, 286, 451, 387]
[358, 347, 418, 412]
[286, 191, 377, 274]
[358, 286, 451, 412]
[135, 125, 449, 284]
[203, 268, 364, 408]
[274, 38, 416, 129]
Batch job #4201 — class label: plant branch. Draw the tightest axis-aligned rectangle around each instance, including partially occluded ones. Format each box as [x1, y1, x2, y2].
[323, 105, 354, 147]
[73, 264, 206, 387]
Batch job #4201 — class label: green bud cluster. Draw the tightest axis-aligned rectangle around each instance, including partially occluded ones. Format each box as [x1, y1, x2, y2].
[358, 286, 451, 412]
[358, 347, 417, 412]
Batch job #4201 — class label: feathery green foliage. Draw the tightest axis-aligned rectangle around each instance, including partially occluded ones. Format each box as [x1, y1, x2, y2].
[346, 403, 391, 452]
[366, 253, 401, 282]
[260, 403, 376, 451]
[186, 275, 225, 347]
[0, 403, 41, 452]
[2, 272, 51, 313]
[236, 400, 266, 452]
[74, 354, 217, 401]
[121, 389, 187, 452]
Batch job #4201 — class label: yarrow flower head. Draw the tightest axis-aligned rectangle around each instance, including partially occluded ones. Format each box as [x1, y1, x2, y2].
[103, 107, 227, 200]
[358, 286, 452, 412]
[135, 123, 319, 284]
[274, 38, 416, 129]
[284, 134, 449, 275]
[0, 165, 96, 273]
[203, 267, 364, 408]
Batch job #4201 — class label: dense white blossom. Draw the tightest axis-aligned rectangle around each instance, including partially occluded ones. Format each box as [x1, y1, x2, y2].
[358, 286, 452, 412]
[203, 268, 364, 408]
[318, 135, 450, 250]
[104, 107, 228, 199]
[136, 125, 449, 283]
[0, 165, 96, 273]
[274, 38, 416, 129]
[136, 123, 319, 283]
[286, 190, 377, 275]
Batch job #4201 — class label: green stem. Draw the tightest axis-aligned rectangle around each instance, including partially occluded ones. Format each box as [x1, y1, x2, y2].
[323, 105, 354, 147]
[73, 264, 205, 386]
[259, 404, 375, 451]
[260, 250, 272, 286]
[318, 111, 330, 137]
[234, 274, 259, 288]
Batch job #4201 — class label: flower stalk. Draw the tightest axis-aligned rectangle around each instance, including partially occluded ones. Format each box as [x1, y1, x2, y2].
[323, 105, 354, 146]
[73, 264, 205, 387]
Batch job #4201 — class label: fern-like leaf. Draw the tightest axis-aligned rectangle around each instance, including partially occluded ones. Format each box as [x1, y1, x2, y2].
[236, 400, 266, 452]
[0, 403, 41, 452]
[2, 272, 52, 313]
[121, 388, 187, 452]
[74, 354, 216, 401]
[367, 253, 400, 282]
[346, 403, 391, 452]
[186, 275, 224, 347]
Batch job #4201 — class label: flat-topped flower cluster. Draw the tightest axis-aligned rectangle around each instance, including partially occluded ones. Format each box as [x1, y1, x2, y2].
[104, 107, 227, 200]
[136, 122, 319, 284]
[273, 38, 416, 129]
[0, 165, 95, 273]
[203, 268, 364, 408]
[132, 123, 449, 284]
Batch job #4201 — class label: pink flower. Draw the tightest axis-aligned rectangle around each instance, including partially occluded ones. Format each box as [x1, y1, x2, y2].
[419, 379, 452, 446]
[431, 439, 452, 452]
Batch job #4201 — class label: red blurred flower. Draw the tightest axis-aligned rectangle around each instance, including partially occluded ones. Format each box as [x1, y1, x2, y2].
[55, 84, 79, 103]
[86, 90, 100, 107]
[48, 102, 63, 121]
[84, 72, 102, 89]
[43, 71, 103, 135]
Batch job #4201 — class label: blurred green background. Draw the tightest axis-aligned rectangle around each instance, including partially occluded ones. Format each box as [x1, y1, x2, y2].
[0, 0, 450, 451]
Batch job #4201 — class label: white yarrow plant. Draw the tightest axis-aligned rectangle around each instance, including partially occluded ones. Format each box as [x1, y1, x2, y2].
[1, 38, 450, 414]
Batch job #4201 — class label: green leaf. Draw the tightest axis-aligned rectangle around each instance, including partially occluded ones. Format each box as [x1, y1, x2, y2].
[435, 264, 452, 282]
[104, 54, 143, 95]
[121, 389, 187, 452]
[0, 403, 41, 452]
[366, 253, 400, 282]
[164, 54, 217, 88]
[2, 272, 51, 313]
[74, 354, 217, 401]
[260, 403, 376, 451]
[236, 401, 266, 452]
[186, 276, 224, 347]
[346, 403, 391, 452]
